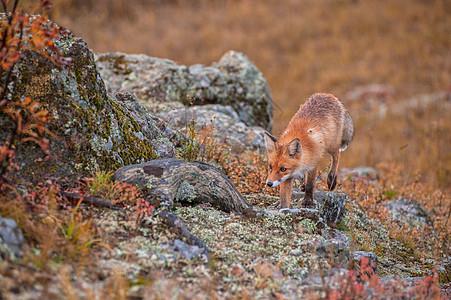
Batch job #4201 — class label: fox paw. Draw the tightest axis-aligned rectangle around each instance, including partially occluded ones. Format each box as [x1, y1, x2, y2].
[301, 198, 315, 208]
[327, 173, 337, 191]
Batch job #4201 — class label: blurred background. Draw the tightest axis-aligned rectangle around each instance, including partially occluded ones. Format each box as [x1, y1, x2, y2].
[21, 0, 451, 190]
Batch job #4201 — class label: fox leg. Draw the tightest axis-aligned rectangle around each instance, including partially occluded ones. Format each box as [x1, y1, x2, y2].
[302, 166, 317, 208]
[300, 177, 306, 192]
[279, 178, 293, 209]
[327, 150, 340, 190]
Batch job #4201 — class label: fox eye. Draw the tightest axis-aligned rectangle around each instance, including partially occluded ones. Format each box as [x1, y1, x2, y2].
[280, 167, 287, 172]
[269, 164, 272, 170]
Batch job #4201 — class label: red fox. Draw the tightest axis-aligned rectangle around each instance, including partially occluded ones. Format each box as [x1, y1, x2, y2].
[264, 93, 354, 208]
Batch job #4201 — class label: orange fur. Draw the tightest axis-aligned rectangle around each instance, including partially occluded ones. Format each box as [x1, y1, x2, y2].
[264, 93, 354, 208]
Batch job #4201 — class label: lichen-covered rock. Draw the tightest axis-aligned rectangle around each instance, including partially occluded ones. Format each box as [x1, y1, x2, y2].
[176, 205, 334, 280]
[158, 104, 266, 153]
[318, 229, 351, 269]
[385, 197, 433, 228]
[0, 17, 182, 181]
[161, 239, 204, 260]
[292, 190, 347, 228]
[0, 217, 25, 260]
[112, 158, 251, 213]
[95, 50, 273, 131]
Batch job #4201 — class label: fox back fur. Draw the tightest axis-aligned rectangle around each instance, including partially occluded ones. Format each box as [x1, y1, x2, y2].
[264, 93, 354, 208]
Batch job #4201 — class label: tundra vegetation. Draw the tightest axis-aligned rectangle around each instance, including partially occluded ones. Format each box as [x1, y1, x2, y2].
[0, 0, 449, 299]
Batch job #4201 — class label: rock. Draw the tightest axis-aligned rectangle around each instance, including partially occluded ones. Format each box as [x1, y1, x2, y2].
[346, 84, 394, 102]
[0, 16, 182, 181]
[345, 84, 394, 119]
[0, 217, 25, 259]
[155, 211, 210, 259]
[112, 158, 251, 213]
[293, 190, 347, 228]
[300, 267, 349, 287]
[437, 256, 450, 283]
[162, 239, 204, 260]
[95, 50, 273, 131]
[339, 166, 379, 180]
[157, 104, 266, 153]
[241, 206, 267, 218]
[279, 208, 302, 214]
[318, 230, 351, 269]
[391, 91, 450, 115]
[385, 197, 433, 228]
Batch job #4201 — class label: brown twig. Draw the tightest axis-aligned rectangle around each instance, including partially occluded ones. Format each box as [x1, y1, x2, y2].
[58, 191, 119, 210]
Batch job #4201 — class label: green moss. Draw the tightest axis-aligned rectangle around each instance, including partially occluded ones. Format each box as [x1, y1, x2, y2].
[334, 219, 349, 232]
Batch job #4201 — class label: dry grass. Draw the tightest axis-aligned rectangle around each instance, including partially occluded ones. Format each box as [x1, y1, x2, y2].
[49, 0, 450, 104]
[41, 0, 451, 190]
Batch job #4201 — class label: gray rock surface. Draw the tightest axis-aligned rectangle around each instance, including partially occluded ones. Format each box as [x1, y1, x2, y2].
[318, 234, 351, 269]
[95, 51, 273, 131]
[159, 104, 266, 153]
[162, 239, 204, 260]
[0, 217, 25, 259]
[293, 190, 347, 227]
[112, 158, 251, 213]
[385, 197, 433, 228]
[339, 166, 379, 180]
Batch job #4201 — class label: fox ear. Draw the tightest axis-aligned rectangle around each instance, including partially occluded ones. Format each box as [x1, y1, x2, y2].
[264, 132, 278, 154]
[287, 138, 302, 157]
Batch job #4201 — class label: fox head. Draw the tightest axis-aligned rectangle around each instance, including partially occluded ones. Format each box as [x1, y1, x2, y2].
[264, 132, 303, 188]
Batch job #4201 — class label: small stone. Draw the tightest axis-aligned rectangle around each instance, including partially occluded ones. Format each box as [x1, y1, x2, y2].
[385, 197, 433, 228]
[339, 166, 379, 180]
[163, 239, 203, 260]
[0, 217, 25, 259]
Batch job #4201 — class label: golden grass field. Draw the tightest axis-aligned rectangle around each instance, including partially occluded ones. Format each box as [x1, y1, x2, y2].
[24, 0, 450, 190]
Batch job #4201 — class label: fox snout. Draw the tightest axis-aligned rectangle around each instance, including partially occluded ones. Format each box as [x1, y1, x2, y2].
[266, 179, 281, 188]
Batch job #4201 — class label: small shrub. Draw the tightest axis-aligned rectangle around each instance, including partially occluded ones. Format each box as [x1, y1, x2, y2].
[81, 170, 153, 223]
[326, 258, 441, 299]
[176, 96, 227, 163]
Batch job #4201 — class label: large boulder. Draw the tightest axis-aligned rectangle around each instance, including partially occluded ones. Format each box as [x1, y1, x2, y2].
[0, 16, 182, 181]
[95, 51, 273, 131]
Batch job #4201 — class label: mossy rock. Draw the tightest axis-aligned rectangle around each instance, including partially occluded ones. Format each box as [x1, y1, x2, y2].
[0, 16, 182, 182]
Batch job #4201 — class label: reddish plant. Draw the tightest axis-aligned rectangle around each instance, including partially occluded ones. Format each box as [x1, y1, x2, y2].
[327, 258, 440, 299]
[0, 0, 68, 187]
